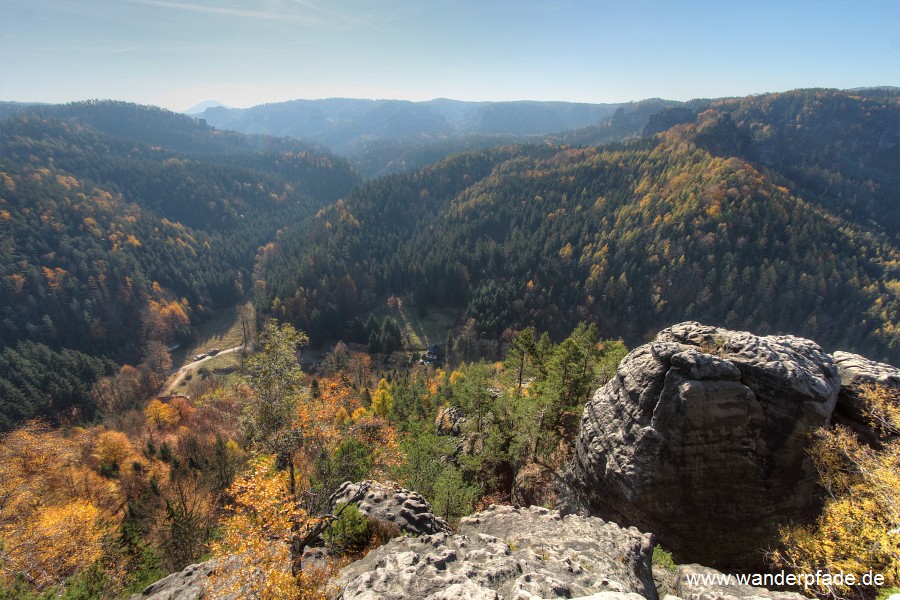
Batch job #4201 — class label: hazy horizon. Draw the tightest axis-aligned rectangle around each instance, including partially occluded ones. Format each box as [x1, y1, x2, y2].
[2, 0, 898, 113]
[10, 86, 900, 116]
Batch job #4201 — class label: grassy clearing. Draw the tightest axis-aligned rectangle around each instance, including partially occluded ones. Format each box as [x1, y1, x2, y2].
[167, 302, 254, 394]
[367, 303, 461, 351]
[172, 302, 254, 368]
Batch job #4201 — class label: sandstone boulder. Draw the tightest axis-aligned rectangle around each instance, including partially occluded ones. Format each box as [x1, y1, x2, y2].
[564, 322, 840, 569]
[329, 480, 453, 536]
[336, 504, 657, 600]
[436, 405, 467, 436]
[130, 560, 216, 600]
[831, 350, 900, 442]
[511, 461, 558, 508]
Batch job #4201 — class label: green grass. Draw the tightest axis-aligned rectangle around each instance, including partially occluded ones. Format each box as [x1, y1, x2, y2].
[367, 303, 461, 351]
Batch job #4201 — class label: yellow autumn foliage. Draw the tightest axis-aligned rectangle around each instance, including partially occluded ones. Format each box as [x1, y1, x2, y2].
[776, 384, 900, 596]
[209, 455, 328, 599]
[0, 423, 119, 589]
[145, 398, 179, 431]
[93, 429, 136, 468]
[370, 378, 393, 418]
[2, 499, 106, 589]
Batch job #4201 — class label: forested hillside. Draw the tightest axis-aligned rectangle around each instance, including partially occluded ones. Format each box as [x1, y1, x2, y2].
[1, 90, 896, 453]
[0, 102, 360, 427]
[684, 89, 900, 236]
[260, 89, 900, 362]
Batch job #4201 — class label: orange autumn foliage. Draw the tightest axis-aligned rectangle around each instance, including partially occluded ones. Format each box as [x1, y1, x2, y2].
[142, 297, 190, 342]
[293, 375, 402, 486]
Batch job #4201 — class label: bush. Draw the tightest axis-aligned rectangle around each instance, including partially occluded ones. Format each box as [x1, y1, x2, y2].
[652, 544, 677, 571]
[324, 503, 371, 555]
[431, 466, 480, 525]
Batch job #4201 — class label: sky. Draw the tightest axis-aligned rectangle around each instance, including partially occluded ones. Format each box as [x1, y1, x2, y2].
[1, 0, 898, 112]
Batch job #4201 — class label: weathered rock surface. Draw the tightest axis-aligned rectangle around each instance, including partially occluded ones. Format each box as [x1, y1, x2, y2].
[831, 350, 900, 442]
[336, 504, 657, 600]
[676, 565, 811, 600]
[653, 567, 678, 599]
[833, 351, 900, 389]
[567, 594, 648, 600]
[130, 560, 216, 600]
[564, 321, 841, 569]
[436, 405, 467, 436]
[329, 480, 453, 536]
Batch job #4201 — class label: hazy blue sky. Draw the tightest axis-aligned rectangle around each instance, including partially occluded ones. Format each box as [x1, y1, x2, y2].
[1, 0, 898, 112]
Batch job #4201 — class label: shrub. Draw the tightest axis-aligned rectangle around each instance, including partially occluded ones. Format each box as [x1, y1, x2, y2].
[324, 503, 371, 556]
[775, 384, 900, 598]
[652, 544, 677, 571]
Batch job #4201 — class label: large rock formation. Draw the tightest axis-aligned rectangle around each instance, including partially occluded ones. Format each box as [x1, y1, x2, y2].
[336, 504, 657, 600]
[564, 322, 841, 569]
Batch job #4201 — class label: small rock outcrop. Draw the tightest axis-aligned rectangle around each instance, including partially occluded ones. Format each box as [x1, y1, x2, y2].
[675, 565, 811, 600]
[130, 560, 217, 600]
[329, 480, 453, 536]
[565, 322, 841, 569]
[336, 504, 657, 600]
[511, 462, 558, 508]
[436, 405, 467, 436]
[831, 351, 900, 442]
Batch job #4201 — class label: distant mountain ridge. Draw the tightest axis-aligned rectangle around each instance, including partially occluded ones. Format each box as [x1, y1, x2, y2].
[194, 88, 897, 179]
[183, 100, 228, 115]
[197, 98, 628, 154]
[196, 97, 712, 177]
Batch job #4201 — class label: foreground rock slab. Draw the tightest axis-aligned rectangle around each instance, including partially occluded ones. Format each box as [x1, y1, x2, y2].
[565, 321, 841, 569]
[336, 504, 657, 600]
